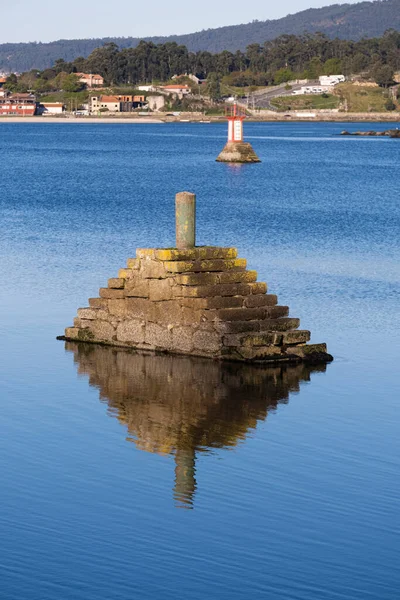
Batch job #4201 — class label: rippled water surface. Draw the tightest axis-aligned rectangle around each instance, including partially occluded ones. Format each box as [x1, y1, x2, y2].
[0, 122, 399, 599]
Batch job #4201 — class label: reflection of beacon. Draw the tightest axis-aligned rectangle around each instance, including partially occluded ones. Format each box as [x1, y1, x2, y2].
[216, 102, 261, 163]
[174, 448, 197, 510]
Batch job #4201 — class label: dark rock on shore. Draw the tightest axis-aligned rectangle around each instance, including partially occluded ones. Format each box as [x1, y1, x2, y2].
[341, 129, 400, 138]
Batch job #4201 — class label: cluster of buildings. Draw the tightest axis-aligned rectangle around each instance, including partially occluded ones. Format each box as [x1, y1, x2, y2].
[0, 75, 65, 115]
[88, 83, 193, 114]
[136, 84, 191, 98]
[0, 91, 64, 116]
[0, 71, 197, 116]
[0, 79, 38, 116]
[292, 75, 345, 96]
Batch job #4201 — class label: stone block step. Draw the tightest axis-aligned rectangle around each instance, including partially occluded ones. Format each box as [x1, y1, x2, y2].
[77, 307, 108, 320]
[287, 343, 328, 357]
[99, 288, 125, 299]
[215, 306, 289, 321]
[118, 268, 135, 279]
[217, 317, 299, 335]
[239, 329, 310, 347]
[244, 294, 277, 308]
[175, 270, 258, 286]
[281, 330, 311, 344]
[203, 295, 244, 309]
[108, 278, 125, 289]
[200, 293, 276, 310]
[260, 318, 300, 332]
[222, 332, 282, 348]
[173, 282, 266, 298]
[136, 247, 238, 261]
[164, 258, 247, 273]
[89, 298, 108, 309]
[126, 258, 140, 270]
[235, 345, 287, 361]
[215, 320, 261, 334]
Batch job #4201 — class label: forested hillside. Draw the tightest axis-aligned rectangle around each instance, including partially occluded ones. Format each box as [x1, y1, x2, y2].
[2, 0, 400, 72]
[6, 31, 400, 94]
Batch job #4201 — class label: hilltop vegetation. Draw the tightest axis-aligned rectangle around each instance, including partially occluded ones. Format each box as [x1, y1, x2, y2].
[2, 0, 400, 72]
[5, 31, 400, 93]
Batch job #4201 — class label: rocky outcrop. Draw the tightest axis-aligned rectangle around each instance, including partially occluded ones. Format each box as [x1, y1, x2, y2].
[341, 129, 400, 137]
[61, 246, 332, 365]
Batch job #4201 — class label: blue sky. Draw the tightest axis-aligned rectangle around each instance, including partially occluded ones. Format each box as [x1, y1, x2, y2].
[3, 0, 362, 43]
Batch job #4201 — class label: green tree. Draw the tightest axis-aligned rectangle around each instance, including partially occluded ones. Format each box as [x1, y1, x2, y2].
[62, 73, 84, 92]
[33, 78, 53, 93]
[16, 70, 39, 92]
[5, 73, 18, 91]
[303, 57, 323, 79]
[273, 68, 294, 84]
[207, 72, 221, 101]
[371, 64, 394, 87]
[323, 58, 342, 75]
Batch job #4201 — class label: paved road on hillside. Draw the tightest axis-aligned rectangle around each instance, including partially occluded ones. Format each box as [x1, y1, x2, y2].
[245, 81, 319, 110]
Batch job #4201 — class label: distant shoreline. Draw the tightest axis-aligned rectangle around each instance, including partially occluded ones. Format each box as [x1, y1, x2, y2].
[0, 114, 399, 124]
[0, 116, 164, 124]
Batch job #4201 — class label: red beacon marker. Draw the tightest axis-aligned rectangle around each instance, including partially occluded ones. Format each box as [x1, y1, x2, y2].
[227, 102, 246, 142]
[216, 102, 261, 163]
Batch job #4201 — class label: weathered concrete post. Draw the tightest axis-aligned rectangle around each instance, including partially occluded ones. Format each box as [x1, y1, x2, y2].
[176, 191, 196, 249]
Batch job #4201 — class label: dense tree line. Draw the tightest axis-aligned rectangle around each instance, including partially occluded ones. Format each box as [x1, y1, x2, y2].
[5, 30, 400, 94]
[2, 0, 400, 72]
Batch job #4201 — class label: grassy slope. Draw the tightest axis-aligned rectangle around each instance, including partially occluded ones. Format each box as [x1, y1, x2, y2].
[334, 83, 395, 112]
[270, 94, 340, 111]
[269, 84, 399, 112]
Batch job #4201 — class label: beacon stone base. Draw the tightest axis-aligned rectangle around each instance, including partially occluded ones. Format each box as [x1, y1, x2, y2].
[60, 192, 332, 365]
[216, 141, 261, 163]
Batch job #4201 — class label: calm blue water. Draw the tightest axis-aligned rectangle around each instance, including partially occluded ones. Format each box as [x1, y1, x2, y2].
[0, 122, 399, 599]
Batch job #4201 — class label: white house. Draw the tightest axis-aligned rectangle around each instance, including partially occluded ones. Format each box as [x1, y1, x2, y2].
[40, 102, 64, 115]
[158, 84, 191, 99]
[137, 85, 156, 92]
[172, 74, 203, 85]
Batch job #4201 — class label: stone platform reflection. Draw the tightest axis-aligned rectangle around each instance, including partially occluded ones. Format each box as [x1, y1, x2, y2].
[65, 342, 326, 508]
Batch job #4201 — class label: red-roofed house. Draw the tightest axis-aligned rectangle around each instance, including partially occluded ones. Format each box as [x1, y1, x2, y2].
[90, 95, 146, 113]
[75, 73, 104, 88]
[158, 84, 191, 98]
[0, 93, 37, 116]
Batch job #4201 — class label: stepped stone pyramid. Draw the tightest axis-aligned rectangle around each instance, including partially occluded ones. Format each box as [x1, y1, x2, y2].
[61, 192, 332, 364]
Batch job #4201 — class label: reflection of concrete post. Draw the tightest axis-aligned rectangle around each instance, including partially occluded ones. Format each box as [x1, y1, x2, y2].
[176, 192, 196, 249]
[174, 448, 196, 509]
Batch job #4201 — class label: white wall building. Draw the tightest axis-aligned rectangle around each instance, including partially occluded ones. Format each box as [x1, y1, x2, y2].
[147, 95, 165, 112]
[137, 85, 156, 92]
[40, 102, 64, 114]
[292, 86, 330, 95]
[157, 85, 191, 99]
[319, 75, 345, 86]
